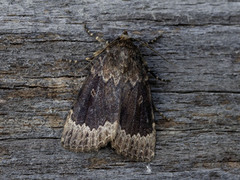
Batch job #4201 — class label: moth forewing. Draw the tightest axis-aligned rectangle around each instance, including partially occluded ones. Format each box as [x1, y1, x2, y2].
[61, 31, 156, 162]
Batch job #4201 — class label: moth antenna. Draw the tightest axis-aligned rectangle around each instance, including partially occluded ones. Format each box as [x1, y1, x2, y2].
[84, 23, 107, 44]
[85, 47, 108, 62]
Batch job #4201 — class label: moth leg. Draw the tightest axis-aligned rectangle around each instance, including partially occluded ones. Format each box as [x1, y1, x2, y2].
[84, 24, 107, 44]
[132, 36, 175, 67]
[78, 61, 94, 72]
[153, 104, 171, 121]
[147, 69, 170, 82]
[67, 59, 92, 73]
[146, 33, 163, 44]
[158, 111, 171, 122]
[68, 57, 95, 72]
[142, 42, 171, 64]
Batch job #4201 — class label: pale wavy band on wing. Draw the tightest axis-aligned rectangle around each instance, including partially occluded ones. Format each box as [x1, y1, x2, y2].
[61, 110, 118, 152]
[112, 123, 156, 162]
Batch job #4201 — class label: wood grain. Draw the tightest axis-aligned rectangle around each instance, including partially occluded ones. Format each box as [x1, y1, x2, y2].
[1, 0, 240, 179]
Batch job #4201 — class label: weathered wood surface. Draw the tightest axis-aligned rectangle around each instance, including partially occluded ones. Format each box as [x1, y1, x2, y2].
[1, 0, 240, 179]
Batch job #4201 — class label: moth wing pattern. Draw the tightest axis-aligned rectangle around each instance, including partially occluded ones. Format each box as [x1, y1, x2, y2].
[111, 58, 156, 162]
[61, 62, 121, 152]
[61, 32, 156, 161]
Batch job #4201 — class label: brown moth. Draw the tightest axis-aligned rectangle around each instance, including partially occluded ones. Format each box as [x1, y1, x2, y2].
[61, 30, 156, 162]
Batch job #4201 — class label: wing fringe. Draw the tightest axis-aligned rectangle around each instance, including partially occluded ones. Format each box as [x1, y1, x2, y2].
[61, 110, 118, 152]
[111, 123, 156, 162]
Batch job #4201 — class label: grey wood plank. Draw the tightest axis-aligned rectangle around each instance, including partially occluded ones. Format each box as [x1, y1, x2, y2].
[0, 0, 240, 179]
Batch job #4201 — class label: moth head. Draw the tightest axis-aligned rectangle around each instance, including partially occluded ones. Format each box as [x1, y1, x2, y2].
[120, 31, 129, 40]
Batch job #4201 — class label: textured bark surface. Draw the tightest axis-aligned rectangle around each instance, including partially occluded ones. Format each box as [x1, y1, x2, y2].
[0, 0, 240, 179]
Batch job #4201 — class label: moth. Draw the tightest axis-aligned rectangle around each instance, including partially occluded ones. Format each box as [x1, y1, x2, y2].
[61, 27, 159, 162]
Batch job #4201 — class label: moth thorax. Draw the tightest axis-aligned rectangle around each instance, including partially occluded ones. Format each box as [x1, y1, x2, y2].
[120, 31, 129, 40]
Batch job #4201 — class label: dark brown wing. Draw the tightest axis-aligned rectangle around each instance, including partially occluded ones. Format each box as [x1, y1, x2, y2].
[111, 78, 156, 162]
[61, 65, 121, 152]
